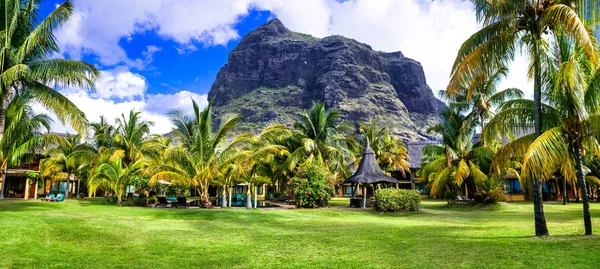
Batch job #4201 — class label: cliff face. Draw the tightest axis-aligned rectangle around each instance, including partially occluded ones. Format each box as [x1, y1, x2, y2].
[208, 19, 443, 141]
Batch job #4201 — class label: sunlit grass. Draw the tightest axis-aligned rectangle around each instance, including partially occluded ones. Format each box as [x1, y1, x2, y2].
[1, 198, 599, 268]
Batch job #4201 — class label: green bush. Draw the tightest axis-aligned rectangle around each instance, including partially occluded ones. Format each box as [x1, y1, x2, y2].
[476, 178, 506, 203]
[290, 162, 334, 208]
[374, 188, 421, 212]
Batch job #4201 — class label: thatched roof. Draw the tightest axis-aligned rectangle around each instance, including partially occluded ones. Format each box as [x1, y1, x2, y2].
[343, 139, 398, 184]
[406, 141, 440, 168]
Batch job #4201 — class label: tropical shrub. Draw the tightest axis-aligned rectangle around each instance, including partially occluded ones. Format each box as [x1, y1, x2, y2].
[290, 163, 333, 208]
[374, 189, 421, 212]
[475, 178, 506, 203]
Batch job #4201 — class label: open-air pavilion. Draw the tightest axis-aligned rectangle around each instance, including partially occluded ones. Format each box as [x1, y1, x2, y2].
[343, 139, 398, 208]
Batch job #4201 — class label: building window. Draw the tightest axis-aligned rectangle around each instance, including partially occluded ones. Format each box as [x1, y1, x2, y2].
[415, 183, 428, 194]
[343, 186, 353, 197]
[257, 186, 263, 195]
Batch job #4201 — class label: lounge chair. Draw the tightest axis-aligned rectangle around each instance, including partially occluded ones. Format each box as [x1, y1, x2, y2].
[52, 194, 64, 202]
[41, 194, 55, 202]
[174, 197, 188, 208]
[156, 197, 169, 208]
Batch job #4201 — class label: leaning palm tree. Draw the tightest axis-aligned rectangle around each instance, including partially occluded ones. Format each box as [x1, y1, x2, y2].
[288, 102, 353, 178]
[0, 93, 61, 199]
[486, 36, 600, 235]
[451, 0, 599, 236]
[148, 100, 246, 208]
[0, 0, 99, 140]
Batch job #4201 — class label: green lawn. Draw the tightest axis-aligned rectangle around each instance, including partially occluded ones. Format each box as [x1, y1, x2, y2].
[1, 199, 600, 268]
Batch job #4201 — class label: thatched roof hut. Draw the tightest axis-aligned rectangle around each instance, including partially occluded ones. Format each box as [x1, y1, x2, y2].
[344, 139, 398, 185]
[343, 139, 397, 208]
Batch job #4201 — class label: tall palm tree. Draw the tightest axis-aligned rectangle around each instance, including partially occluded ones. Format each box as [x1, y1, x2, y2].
[451, 0, 599, 236]
[420, 106, 493, 199]
[0, 92, 60, 199]
[487, 36, 600, 235]
[288, 102, 353, 178]
[0, 0, 99, 140]
[148, 100, 245, 208]
[357, 118, 410, 175]
[42, 133, 95, 198]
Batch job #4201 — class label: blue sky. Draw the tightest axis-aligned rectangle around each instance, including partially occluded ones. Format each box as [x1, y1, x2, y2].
[37, 0, 532, 134]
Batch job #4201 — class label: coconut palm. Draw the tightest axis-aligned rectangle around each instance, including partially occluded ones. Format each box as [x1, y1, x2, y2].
[445, 65, 524, 145]
[88, 150, 146, 205]
[148, 100, 246, 207]
[356, 118, 410, 175]
[113, 111, 162, 166]
[288, 102, 353, 178]
[42, 133, 95, 198]
[420, 106, 493, 199]
[0, 92, 61, 199]
[451, 0, 599, 236]
[486, 36, 600, 235]
[0, 0, 99, 140]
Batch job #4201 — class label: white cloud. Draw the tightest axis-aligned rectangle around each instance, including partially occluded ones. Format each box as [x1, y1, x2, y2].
[92, 68, 147, 100]
[38, 70, 208, 135]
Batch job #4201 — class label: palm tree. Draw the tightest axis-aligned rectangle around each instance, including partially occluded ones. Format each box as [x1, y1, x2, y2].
[357, 118, 410, 175]
[486, 36, 600, 235]
[42, 134, 95, 198]
[148, 100, 245, 208]
[0, 93, 60, 199]
[113, 111, 162, 166]
[288, 102, 353, 178]
[0, 0, 99, 140]
[445, 65, 524, 145]
[451, 0, 599, 236]
[420, 106, 493, 199]
[88, 150, 146, 205]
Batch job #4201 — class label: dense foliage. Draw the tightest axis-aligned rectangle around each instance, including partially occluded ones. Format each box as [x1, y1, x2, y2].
[374, 188, 421, 212]
[290, 163, 334, 208]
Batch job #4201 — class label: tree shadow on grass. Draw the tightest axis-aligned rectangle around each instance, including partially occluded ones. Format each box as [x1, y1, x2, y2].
[0, 199, 56, 212]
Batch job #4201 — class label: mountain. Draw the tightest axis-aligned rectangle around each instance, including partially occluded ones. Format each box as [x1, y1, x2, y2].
[208, 19, 444, 141]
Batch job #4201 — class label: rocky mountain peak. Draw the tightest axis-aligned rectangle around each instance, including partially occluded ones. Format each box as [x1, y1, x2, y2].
[208, 19, 443, 141]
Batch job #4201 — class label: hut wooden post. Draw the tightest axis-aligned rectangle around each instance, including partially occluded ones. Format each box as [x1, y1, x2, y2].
[362, 184, 367, 208]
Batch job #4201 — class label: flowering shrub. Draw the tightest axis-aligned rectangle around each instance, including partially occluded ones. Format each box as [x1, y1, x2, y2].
[290, 163, 334, 208]
[374, 188, 421, 212]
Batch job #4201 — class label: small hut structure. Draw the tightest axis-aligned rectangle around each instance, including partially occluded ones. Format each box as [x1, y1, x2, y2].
[343, 138, 398, 208]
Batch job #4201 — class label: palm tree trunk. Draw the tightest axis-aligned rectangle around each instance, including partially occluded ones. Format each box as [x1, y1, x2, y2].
[64, 172, 71, 198]
[0, 94, 7, 143]
[254, 185, 257, 209]
[573, 139, 592, 235]
[221, 187, 227, 208]
[563, 176, 567, 205]
[228, 186, 232, 207]
[532, 36, 549, 236]
[480, 114, 486, 146]
[0, 166, 6, 199]
[445, 145, 451, 168]
[76, 178, 81, 198]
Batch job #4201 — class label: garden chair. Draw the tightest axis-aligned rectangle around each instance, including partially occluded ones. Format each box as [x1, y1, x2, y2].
[156, 197, 169, 208]
[52, 194, 64, 202]
[174, 197, 188, 208]
[456, 196, 465, 203]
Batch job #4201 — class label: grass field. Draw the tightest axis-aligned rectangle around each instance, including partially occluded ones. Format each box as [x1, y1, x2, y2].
[1, 198, 600, 268]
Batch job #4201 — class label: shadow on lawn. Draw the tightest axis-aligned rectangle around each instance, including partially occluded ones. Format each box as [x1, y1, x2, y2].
[0, 199, 56, 212]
